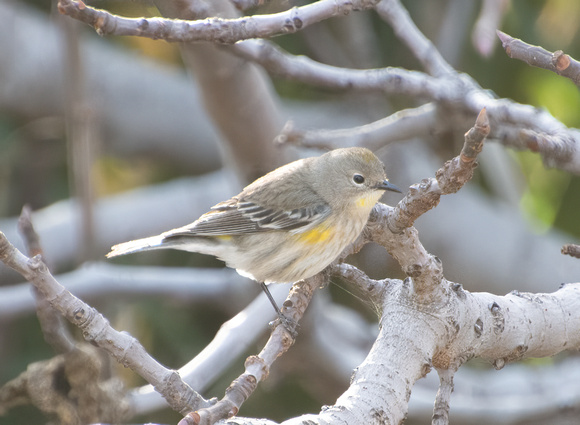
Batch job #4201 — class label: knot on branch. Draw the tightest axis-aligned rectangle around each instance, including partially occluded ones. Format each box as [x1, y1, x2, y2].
[552, 50, 571, 72]
[519, 129, 575, 168]
[244, 355, 269, 380]
[282, 8, 303, 33]
[489, 302, 505, 335]
[70, 305, 97, 329]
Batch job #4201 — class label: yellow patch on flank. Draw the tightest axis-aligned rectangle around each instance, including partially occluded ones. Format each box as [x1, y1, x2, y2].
[216, 235, 233, 241]
[296, 225, 332, 245]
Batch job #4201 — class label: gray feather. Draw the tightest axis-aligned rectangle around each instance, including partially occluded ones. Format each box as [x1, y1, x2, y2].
[106, 235, 166, 258]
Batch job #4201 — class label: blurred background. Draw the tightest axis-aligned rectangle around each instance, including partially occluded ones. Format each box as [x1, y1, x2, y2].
[1, 0, 580, 424]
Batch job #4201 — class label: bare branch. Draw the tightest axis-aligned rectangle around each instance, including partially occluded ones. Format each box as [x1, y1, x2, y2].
[57, 0, 379, 43]
[53, 0, 580, 175]
[388, 108, 489, 232]
[219, 279, 580, 425]
[518, 128, 580, 169]
[375, 0, 455, 77]
[17, 205, 44, 258]
[432, 368, 454, 425]
[234, 39, 580, 174]
[330, 263, 390, 301]
[0, 232, 210, 415]
[275, 104, 437, 150]
[17, 206, 76, 354]
[181, 276, 324, 425]
[497, 30, 580, 87]
[233, 38, 449, 94]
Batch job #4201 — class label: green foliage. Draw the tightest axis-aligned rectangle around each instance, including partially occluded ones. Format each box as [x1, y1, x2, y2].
[520, 69, 580, 128]
[518, 151, 571, 231]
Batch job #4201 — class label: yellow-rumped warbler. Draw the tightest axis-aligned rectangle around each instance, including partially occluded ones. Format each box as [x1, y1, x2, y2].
[107, 147, 401, 328]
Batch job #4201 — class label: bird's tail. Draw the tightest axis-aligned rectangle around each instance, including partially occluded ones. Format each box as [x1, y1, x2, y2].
[106, 235, 166, 258]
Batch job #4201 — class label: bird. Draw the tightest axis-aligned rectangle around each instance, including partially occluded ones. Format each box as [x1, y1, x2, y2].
[107, 147, 402, 332]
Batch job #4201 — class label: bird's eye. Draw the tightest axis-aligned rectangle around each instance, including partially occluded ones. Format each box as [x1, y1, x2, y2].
[352, 174, 365, 184]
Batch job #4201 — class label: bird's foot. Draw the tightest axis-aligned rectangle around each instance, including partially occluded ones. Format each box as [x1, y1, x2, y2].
[269, 313, 299, 339]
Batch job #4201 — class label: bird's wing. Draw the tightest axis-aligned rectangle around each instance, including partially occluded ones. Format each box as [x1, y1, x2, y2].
[165, 158, 331, 238]
[163, 197, 331, 238]
[236, 200, 331, 231]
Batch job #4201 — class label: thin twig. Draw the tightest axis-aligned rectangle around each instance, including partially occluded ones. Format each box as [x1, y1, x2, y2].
[375, 0, 455, 77]
[233, 39, 448, 93]
[358, 110, 489, 296]
[0, 231, 210, 415]
[388, 108, 490, 233]
[432, 368, 455, 425]
[275, 104, 437, 150]
[57, 0, 379, 43]
[497, 30, 580, 87]
[180, 275, 324, 425]
[55, 0, 580, 174]
[330, 263, 390, 302]
[18, 205, 76, 354]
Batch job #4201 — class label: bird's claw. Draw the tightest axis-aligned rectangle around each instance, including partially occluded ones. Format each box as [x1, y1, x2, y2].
[269, 313, 299, 339]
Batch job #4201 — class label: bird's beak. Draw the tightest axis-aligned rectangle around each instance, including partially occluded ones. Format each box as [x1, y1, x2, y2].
[375, 180, 402, 193]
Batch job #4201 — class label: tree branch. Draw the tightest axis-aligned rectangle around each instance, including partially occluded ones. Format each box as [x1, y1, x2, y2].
[18, 205, 76, 354]
[57, 0, 379, 43]
[432, 368, 454, 425]
[233, 37, 580, 174]
[497, 30, 580, 87]
[375, 0, 455, 77]
[54, 0, 580, 175]
[181, 275, 324, 425]
[275, 104, 437, 150]
[0, 264, 249, 320]
[0, 231, 210, 416]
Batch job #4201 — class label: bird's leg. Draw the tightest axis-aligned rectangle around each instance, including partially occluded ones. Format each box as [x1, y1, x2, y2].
[260, 282, 298, 338]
